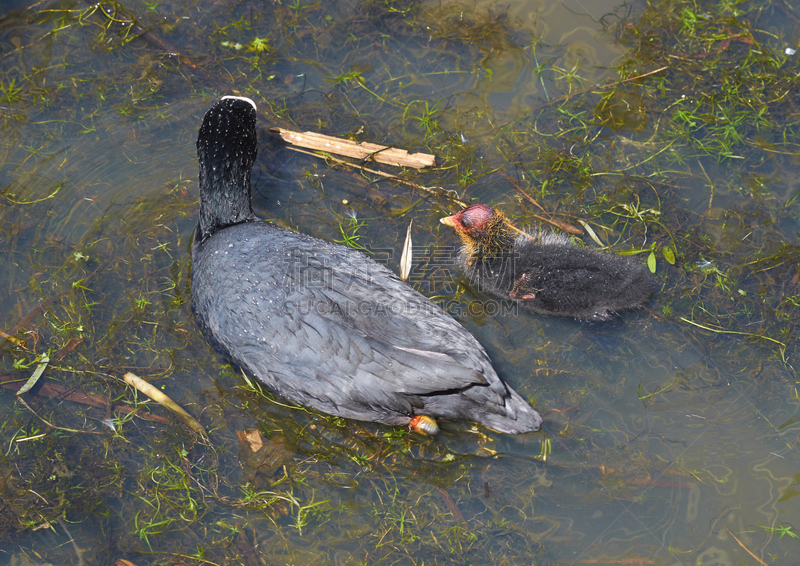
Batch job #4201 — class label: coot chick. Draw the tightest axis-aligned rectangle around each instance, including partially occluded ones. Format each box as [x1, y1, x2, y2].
[190, 97, 542, 434]
[441, 204, 655, 321]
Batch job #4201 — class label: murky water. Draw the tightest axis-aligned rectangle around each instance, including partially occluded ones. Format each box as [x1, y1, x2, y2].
[1, 0, 799, 564]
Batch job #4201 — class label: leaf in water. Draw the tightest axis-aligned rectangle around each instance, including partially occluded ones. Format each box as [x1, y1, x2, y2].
[662, 245, 676, 264]
[16, 353, 49, 396]
[237, 429, 264, 452]
[577, 219, 605, 247]
[400, 219, 413, 281]
[647, 251, 657, 273]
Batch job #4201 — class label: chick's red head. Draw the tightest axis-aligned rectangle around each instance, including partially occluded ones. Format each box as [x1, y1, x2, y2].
[440, 204, 498, 239]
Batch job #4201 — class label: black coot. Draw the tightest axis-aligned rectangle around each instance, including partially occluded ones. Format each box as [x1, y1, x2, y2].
[441, 204, 655, 321]
[190, 97, 542, 434]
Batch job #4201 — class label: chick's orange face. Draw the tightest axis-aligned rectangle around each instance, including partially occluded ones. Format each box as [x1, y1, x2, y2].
[440, 204, 496, 238]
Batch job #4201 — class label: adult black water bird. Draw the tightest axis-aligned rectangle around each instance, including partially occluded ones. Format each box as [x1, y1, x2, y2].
[190, 97, 542, 434]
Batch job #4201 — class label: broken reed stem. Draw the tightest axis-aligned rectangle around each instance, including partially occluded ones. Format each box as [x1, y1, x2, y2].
[124, 372, 208, 437]
[271, 127, 436, 169]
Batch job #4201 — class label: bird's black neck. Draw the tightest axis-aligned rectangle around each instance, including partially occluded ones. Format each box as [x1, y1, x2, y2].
[196, 97, 258, 241]
[197, 162, 255, 240]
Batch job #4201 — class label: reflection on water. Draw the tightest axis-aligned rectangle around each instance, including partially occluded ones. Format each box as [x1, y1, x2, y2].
[1, 0, 799, 564]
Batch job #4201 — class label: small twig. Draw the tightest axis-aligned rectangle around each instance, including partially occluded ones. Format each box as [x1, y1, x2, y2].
[724, 526, 768, 566]
[500, 172, 583, 235]
[286, 147, 468, 207]
[500, 172, 547, 213]
[15, 395, 95, 434]
[533, 214, 584, 235]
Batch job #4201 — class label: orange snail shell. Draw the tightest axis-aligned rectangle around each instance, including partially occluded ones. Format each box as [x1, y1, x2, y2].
[408, 415, 440, 436]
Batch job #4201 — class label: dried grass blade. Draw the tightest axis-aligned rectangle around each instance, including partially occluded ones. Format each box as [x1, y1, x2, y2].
[400, 219, 413, 280]
[16, 353, 49, 396]
[577, 219, 606, 247]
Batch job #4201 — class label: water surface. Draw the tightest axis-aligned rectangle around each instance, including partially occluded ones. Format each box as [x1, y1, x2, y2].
[1, 0, 798, 564]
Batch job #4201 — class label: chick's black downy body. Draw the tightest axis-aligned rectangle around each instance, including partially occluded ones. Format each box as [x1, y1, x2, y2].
[441, 204, 655, 321]
[190, 97, 542, 434]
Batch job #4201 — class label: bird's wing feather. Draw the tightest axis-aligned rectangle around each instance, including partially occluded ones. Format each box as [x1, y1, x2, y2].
[192, 223, 499, 417]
